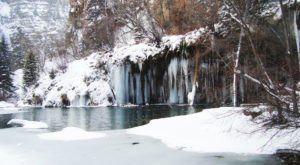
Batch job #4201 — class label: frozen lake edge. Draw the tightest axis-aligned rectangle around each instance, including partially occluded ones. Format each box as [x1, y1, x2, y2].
[0, 128, 280, 165]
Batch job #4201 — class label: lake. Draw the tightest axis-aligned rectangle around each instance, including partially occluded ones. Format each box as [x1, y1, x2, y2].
[0, 105, 201, 131]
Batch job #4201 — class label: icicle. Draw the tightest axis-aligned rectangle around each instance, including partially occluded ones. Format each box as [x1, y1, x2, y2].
[70, 94, 86, 107]
[168, 58, 178, 103]
[130, 70, 134, 103]
[135, 74, 143, 104]
[138, 63, 143, 72]
[71, 95, 80, 107]
[144, 76, 148, 104]
[79, 95, 86, 106]
[178, 69, 184, 104]
[160, 86, 164, 103]
[188, 84, 196, 105]
[176, 58, 188, 104]
[111, 65, 129, 105]
[181, 58, 189, 96]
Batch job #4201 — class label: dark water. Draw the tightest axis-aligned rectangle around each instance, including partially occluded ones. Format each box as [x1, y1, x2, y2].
[0, 105, 201, 131]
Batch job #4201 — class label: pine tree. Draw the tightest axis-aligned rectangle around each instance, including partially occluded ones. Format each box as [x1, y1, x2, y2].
[0, 36, 15, 100]
[11, 28, 32, 70]
[23, 50, 38, 87]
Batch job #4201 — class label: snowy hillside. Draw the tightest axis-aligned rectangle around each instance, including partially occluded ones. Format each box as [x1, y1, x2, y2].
[15, 28, 207, 107]
[16, 54, 113, 107]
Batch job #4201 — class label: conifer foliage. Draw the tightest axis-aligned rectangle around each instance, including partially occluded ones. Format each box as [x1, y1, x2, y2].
[23, 50, 38, 87]
[0, 36, 14, 100]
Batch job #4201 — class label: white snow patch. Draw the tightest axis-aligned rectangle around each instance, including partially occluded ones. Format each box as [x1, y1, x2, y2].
[13, 69, 24, 105]
[111, 43, 161, 64]
[129, 107, 300, 154]
[0, 2, 11, 17]
[0, 101, 15, 108]
[39, 127, 106, 141]
[8, 119, 48, 129]
[162, 35, 184, 51]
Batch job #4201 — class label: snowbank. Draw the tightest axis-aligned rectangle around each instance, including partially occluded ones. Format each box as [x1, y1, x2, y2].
[7, 119, 48, 129]
[38, 127, 106, 141]
[22, 54, 113, 107]
[0, 101, 15, 108]
[129, 107, 300, 154]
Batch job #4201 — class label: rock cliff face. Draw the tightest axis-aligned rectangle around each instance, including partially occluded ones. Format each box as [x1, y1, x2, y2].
[0, 0, 69, 69]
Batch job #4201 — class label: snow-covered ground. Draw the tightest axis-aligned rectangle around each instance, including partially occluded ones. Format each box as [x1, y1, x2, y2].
[0, 128, 279, 165]
[15, 54, 113, 107]
[0, 101, 15, 108]
[0, 106, 290, 164]
[0, 101, 21, 114]
[39, 127, 106, 141]
[129, 107, 300, 154]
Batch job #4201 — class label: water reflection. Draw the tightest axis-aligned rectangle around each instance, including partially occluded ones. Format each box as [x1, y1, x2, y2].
[1, 105, 202, 131]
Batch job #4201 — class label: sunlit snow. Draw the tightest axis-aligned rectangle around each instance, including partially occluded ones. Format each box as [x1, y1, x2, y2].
[8, 119, 48, 129]
[38, 127, 106, 141]
[0, 101, 15, 108]
[129, 107, 300, 154]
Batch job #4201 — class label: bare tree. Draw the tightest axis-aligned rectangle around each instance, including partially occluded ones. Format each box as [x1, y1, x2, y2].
[114, 0, 163, 45]
[224, 0, 299, 121]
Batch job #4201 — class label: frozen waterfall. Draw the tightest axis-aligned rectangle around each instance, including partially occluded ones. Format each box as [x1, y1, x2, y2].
[110, 55, 231, 105]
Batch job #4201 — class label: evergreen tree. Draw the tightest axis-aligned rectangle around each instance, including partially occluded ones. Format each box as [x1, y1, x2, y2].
[0, 36, 15, 100]
[11, 28, 32, 70]
[23, 50, 38, 87]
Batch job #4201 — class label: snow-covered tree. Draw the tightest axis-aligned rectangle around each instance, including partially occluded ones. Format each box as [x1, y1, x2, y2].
[0, 36, 15, 100]
[23, 50, 38, 87]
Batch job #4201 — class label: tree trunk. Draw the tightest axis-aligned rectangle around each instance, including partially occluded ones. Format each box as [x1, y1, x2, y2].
[293, 10, 300, 73]
[233, 29, 243, 107]
[188, 48, 201, 105]
[279, 0, 298, 112]
[188, 47, 211, 105]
